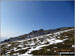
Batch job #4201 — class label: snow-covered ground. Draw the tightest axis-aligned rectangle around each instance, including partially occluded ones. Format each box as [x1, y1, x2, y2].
[18, 29, 74, 56]
[1, 29, 74, 56]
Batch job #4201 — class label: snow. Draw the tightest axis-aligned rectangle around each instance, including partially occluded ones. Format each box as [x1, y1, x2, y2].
[62, 43, 65, 44]
[18, 38, 66, 56]
[57, 37, 60, 38]
[30, 42, 35, 46]
[47, 49, 50, 51]
[54, 50, 56, 52]
[15, 29, 74, 56]
[18, 44, 23, 47]
[14, 47, 29, 52]
[8, 44, 11, 46]
[65, 36, 68, 37]
[1, 28, 73, 56]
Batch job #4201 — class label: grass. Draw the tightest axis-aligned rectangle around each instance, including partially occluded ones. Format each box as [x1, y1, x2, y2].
[9, 48, 30, 55]
[31, 30, 74, 55]
[0, 29, 74, 55]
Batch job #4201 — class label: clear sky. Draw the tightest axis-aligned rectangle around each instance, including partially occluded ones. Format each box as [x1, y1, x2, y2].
[1, 1, 74, 40]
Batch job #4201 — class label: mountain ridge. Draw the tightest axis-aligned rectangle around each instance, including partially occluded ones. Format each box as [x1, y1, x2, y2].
[0, 27, 74, 56]
[1, 27, 74, 43]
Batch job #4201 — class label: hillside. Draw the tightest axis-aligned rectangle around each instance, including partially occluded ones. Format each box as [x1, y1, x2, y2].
[1, 27, 74, 43]
[0, 27, 74, 56]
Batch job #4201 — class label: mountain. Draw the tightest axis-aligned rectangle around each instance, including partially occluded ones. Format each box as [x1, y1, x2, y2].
[0, 27, 74, 56]
[1, 27, 74, 43]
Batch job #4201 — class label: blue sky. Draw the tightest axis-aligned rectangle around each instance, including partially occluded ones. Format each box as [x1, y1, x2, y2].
[1, 1, 74, 40]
